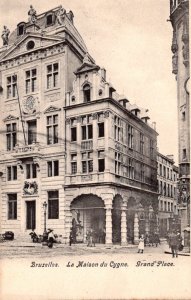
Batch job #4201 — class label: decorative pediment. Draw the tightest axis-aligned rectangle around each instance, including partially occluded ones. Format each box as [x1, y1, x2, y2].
[3, 114, 19, 122]
[0, 34, 63, 62]
[44, 105, 61, 114]
[74, 62, 100, 75]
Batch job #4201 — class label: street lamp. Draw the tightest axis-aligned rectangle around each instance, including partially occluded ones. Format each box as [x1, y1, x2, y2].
[42, 201, 47, 244]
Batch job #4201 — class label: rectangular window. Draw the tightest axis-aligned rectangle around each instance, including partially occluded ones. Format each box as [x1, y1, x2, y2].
[6, 75, 17, 99]
[150, 139, 154, 158]
[71, 153, 77, 174]
[81, 124, 93, 140]
[8, 194, 17, 220]
[47, 114, 58, 144]
[25, 69, 37, 94]
[7, 166, 17, 181]
[6, 123, 17, 151]
[71, 127, 77, 142]
[128, 125, 133, 149]
[28, 120, 37, 145]
[47, 161, 59, 177]
[47, 63, 59, 89]
[98, 122, 104, 138]
[81, 152, 93, 173]
[114, 116, 122, 142]
[140, 133, 144, 154]
[48, 191, 59, 219]
[127, 157, 134, 179]
[115, 152, 121, 175]
[26, 164, 37, 179]
[140, 164, 145, 182]
[98, 150, 105, 172]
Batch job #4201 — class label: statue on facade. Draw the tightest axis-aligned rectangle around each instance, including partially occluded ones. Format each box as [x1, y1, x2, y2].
[28, 5, 37, 24]
[1, 26, 10, 46]
[56, 7, 66, 25]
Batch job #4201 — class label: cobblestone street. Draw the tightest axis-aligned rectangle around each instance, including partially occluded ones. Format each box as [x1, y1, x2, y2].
[0, 239, 185, 259]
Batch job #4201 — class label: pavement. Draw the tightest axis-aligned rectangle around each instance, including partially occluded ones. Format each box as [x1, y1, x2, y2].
[0, 237, 190, 259]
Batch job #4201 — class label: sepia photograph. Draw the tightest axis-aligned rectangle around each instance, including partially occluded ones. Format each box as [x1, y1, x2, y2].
[0, 0, 190, 299]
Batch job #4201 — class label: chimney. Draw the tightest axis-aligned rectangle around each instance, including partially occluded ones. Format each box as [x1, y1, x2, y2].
[152, 122, 156, 130]
[101, 68, 106, 80]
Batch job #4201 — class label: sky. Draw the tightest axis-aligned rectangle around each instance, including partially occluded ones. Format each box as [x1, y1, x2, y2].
[0, 0, 178, 163]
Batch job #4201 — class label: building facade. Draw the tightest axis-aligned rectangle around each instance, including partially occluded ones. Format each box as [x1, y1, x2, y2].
[169, 0, 190, 239]
[0, 6, 158, 245]
[157, 153, 179, 237]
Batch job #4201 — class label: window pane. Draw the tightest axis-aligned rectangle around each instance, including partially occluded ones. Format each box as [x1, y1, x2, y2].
[48, 200, 59, 219]
[48, 161, 52, 177]
[7, 134, 11, 151]
[13, 166, 17, 180]
[71, 127, 77, 141]
[88, 160, 93, 172]
[53, 125, 58, 143]
[98, 159, 105, 172]
[32, 164, 37, 178]
[53, 63, 58, 71]
[98, 123, 104, 137]
[88, 125, 93, 139]
[82, 161, 87, 173]
[26, 164, 31, 179]
[47, 65, 52, 73]
[54, 161, 59, 176]
[82, 126, 86, 140]
[7, 167, 11, 181]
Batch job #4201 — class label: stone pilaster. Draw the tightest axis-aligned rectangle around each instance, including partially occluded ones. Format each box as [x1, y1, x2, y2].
[105, 205, 112, 245]
[134, 212, 139, 244]
[121, 208, 128, 245]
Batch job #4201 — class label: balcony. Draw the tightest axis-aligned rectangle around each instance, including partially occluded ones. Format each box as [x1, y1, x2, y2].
[12, 143, 43, 159]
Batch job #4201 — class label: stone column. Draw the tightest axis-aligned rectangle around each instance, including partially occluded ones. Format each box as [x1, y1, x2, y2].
[105, 206, 112, 245]
[134, 212, 139, 244]
[121, 208, 128, 245]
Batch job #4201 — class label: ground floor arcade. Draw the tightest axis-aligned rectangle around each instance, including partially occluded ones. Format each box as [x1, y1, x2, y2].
[65, 186, 158, 245]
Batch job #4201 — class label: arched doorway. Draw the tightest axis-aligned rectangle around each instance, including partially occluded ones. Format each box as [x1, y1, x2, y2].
[127, 197, 136, 244]
[112, 195, 123, 244]
[70, 194, 105, 243]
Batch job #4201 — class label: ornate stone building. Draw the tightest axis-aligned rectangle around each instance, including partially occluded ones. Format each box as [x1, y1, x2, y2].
[169, 0, 190, 238]
[157, 152, 179, 237]
[0, 6, 158, 244]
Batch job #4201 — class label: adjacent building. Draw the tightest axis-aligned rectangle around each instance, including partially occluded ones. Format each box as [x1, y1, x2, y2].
[0, 5, 158, 245]
[169, 0, 190, 243]
[157, 152, 179, 237]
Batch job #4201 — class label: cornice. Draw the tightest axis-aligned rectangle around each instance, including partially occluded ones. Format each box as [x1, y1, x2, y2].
[64, 98, 158, 136]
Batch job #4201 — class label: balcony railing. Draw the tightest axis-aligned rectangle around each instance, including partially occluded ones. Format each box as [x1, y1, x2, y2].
[13, 143, 42, 158]
[81, 140, 93, 150]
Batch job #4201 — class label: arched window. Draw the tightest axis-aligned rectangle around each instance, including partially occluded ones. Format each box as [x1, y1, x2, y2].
[83, 84, 91, 103]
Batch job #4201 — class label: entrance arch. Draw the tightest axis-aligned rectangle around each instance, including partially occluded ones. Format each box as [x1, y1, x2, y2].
[70, 194, 105, 243]
[127, 197, 136, 244]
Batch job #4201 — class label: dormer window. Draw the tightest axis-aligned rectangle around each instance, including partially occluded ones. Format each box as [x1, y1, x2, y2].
[17, 22, 26, 36]
[83, 84, 91, 103]
[46, 12, 55, 27]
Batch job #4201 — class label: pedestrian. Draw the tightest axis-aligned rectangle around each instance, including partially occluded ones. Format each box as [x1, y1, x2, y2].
[138, 234, 145, 253]
[47, 228, 55, 248]
[87, 228, 95, 247]
[168, 231, 179, 258]
[153, 231, 160, 247]
[69, 228, 73, 246]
